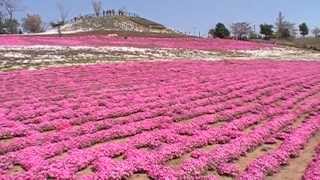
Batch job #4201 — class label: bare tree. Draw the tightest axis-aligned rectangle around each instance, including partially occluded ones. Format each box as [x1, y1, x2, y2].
[0, 12, 4, 33]
[57, 1, 69, 23]
[22, 14, 44, 33]
[50, 21, 64, 37]
[52, 0, 69, 36]
[312, 28, 320, 38]
[275, 12, 285, 34]
[0, 0, 20, 33]
[230, 22, 252, 40]
[0, 0, 19, 20]
[92, 0, 102, 17]
[0, 1, 5, 33]
[0, 5, 3, 20]
[275, 12, 297, 38]
[0, 1, 3, 13]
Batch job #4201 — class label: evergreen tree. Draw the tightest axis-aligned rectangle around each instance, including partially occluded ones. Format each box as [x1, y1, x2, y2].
[260, 24, 274, 40]
[299, 22, 309, 37]
[213, 23, 230, 38]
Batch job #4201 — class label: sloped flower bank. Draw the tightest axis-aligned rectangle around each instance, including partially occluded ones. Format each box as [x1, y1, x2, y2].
[0, 35, 273, 51]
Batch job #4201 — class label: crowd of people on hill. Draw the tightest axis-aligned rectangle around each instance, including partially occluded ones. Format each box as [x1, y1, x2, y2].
[103, 9, 125, 16]
[71, 9, 139, 23]
[102, 9, 139, 17]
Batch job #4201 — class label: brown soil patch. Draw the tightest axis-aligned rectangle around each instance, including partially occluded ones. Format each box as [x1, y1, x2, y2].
[127, 173, 151, 180]
[48, 151, 69, 162]
[290, 114, 310, 129]
[209, 121, 226, 128]
[204, 167, 233, 180]
[175, 113, 216, 124]
[8, 164, 26, 175]
[40, 129, 56, 135]
[236, 141, 282, 172]
[176, 117, 196, 124]
[166, 152, 192, 169]
[201, 144, 219, 152]
[76, 165, 95, 178]
[242, 117, 269, 134]
[113, 153, 126, 161]
[166, 144, 218, 169]
[89, 137, 129, 150]
[243, 123, 260, 133]
[0, 138, 13, 145]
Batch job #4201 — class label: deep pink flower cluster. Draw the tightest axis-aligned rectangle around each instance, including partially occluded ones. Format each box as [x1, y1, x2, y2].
[0, 60, 320, 179]
[0, 35, 273, 51]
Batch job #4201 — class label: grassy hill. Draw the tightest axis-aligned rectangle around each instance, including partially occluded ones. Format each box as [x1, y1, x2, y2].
[55, 15, 180, 36]
[276, 38, 320, 51]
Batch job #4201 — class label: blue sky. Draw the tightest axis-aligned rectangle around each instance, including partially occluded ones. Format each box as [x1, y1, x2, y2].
[16, 0, 320, 35]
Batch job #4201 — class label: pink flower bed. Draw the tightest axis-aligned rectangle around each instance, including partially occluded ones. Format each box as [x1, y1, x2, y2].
[0, 35, 273, 51]
[0, 60, 320, 179]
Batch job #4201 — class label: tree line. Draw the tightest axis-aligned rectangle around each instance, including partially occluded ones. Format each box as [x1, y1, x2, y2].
[0, 0, 137, 35]
[209, 12, 320, 40]
[0, 0, 107, 34]
[1, 0, 320, 38]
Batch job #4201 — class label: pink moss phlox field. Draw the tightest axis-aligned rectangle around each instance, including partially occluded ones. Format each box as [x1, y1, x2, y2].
[303, 145, 320, 179]
[0, 60, 320, 179]
[0, 35, 273, 51]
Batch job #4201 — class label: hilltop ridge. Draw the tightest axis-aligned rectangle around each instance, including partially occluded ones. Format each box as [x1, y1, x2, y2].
[45, 12, 179, 36]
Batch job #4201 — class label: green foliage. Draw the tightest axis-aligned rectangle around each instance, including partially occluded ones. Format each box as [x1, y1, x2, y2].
[299, 22, 309, 37]
[0, 17, 4, 34]
[0, 17, 20, 34]
[213, 23, 230, 38]
[249, 32, 259, 39]
[260, 24, 273, 39]
[4, 18, 19, 33]
[209, 23, 230, 38]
